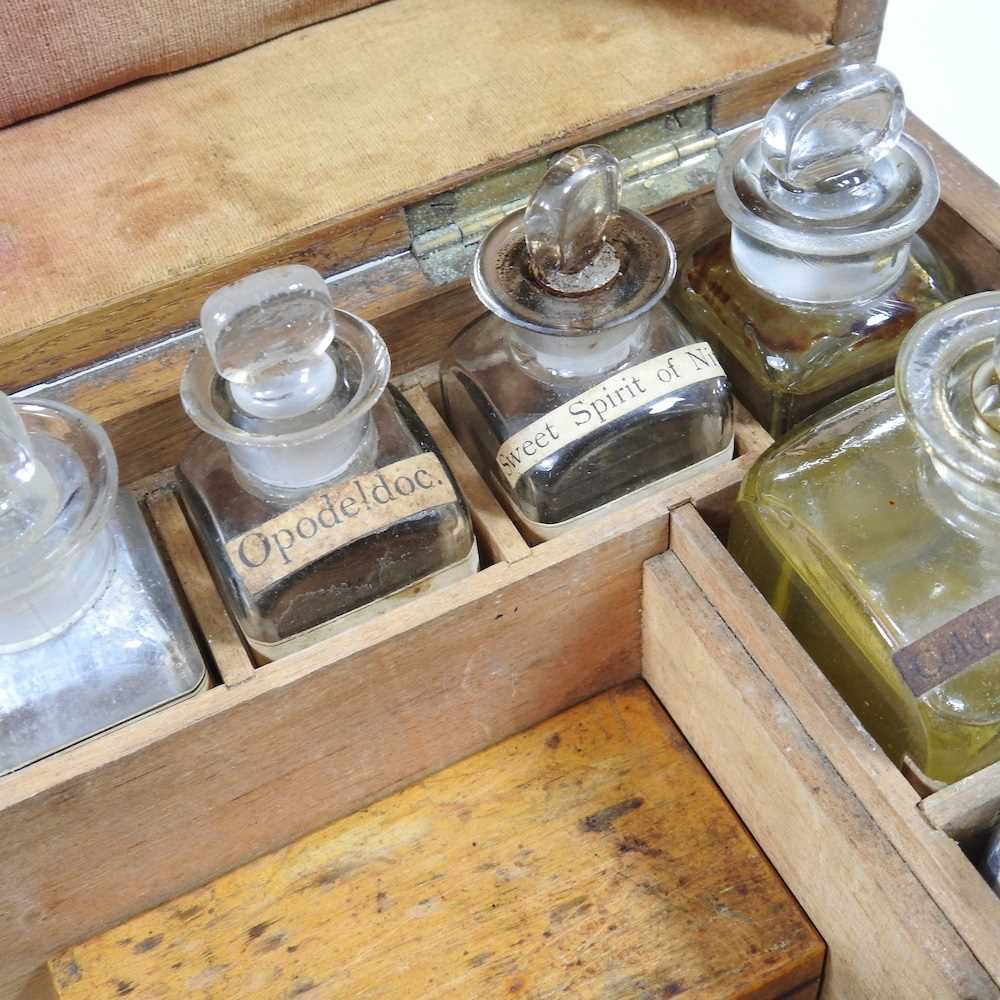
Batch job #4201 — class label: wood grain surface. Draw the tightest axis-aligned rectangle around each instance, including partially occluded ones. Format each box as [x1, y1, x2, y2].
[920, 761, 1000, 841]
[49, 683, 824, 1000]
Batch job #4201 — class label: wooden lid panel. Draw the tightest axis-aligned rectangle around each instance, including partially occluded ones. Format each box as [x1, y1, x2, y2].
[1, 0, 838, 388]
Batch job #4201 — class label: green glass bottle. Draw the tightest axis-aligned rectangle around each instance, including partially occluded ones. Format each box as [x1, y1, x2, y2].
[730, 292, 1000, 786]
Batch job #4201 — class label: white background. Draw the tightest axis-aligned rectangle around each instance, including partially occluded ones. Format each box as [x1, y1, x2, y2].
[880, 0, 1000, 180]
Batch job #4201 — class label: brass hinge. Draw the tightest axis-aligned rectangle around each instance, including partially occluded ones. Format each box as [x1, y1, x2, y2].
[407, 98, 745, 286]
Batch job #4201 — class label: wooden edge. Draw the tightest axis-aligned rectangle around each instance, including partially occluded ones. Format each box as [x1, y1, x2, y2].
[832, 0, 888, 44]
[642, 552, 994, 999]
[908, 116, 1000, 249]
[0, 428, 750, 814]
[403, 385, 530, 565]
[920, 760, 1000, 842]
[711, 47, 842, 132]
[733, 399, 774, 459]
[146, 489, 256, 687]
[667, 503, 1000, 987]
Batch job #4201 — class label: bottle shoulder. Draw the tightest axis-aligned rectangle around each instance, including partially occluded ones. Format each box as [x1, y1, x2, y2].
[673, 229, 954, 396]
[739, 381, 1000, 647]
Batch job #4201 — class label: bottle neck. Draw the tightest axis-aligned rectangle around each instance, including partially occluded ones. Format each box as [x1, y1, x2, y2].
[509, 315, 648, 379]
[0, 516, 114, 651]
[731, 227, 911, 307]
[227, 412, 374, 497]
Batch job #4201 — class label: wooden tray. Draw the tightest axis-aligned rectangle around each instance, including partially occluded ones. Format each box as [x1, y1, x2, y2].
[2, 2, 998, 997]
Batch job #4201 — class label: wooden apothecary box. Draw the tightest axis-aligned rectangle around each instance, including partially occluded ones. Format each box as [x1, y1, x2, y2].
[2, 1, 999, 996]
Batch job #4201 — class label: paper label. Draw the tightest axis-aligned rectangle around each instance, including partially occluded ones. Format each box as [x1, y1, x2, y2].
[226, 453, 457, 594]
[495, 342, 725, 488]
[892, 594, 1000, 697]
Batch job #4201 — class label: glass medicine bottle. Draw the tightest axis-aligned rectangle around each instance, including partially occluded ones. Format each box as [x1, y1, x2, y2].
[441, 145, 733, 540]
[178, 265, 477, 660]
[672, 64, 958, 437]
[730, 291, 1000, 786]
[0, 392, 206, 774]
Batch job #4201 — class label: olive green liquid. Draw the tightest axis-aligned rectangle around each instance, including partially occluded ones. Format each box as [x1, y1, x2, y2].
[730, 382, 1000, 784]
[672, 232, 953, 437]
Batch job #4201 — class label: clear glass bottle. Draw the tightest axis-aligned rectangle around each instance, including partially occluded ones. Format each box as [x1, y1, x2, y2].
[672, 64, 958, 438]
[178, 265, 477, 661]
[730, 291, 1000, 785]
[0, 392, 206, 775]
[441, 145, 733, 541]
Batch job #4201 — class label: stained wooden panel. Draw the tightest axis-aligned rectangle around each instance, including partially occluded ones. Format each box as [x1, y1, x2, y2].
[49, 683, 824, 1000]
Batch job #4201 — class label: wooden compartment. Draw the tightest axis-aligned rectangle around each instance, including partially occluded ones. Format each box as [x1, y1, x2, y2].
[46, 683, 827, 998]
[2, 1, 998, 997]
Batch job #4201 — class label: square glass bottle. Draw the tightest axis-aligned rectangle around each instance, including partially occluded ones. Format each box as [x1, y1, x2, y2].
[441, 146, 733, 540]
[729, 292, 1000, 785]
[0, 392, 206, 775]
[671, 64, 958, 438]
[178, 265, 477, 660]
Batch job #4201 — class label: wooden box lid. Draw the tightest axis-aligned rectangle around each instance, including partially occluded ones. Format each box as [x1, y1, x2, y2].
[0, 0, 881, 390]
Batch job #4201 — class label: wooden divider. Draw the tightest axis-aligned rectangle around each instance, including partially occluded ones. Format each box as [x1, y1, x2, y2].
[920, 761, 1000, 842]
[147, 490, 256, 687]
[663, 503, 1000, 991]
[642, 549, 995, 999]
[404, 385, 530, 565]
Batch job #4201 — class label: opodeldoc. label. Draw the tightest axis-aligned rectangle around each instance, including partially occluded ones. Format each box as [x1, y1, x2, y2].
[495, 342, 726, 488]
[227, 453, 457, 594]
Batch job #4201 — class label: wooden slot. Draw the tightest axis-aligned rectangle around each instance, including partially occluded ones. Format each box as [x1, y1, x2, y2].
[45, 683, 825, 1000]
[146, 490, 256, 687]
[642, 550, 991, 999]
[733, 399, 774, 459]
[920, 761, 1000, 842]
[666, 503, 1000, 989]
[403, 385, 530, 565]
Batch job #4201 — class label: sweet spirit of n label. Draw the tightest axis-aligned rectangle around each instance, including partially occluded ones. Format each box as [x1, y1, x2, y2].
[495, 342, 726, 488]
[227, 454, 457, 594]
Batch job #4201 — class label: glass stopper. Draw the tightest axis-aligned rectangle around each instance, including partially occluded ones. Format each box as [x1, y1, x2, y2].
[201, 265, 338, 421]
[0, 392, 58, 552]
[760, 63, 905, 190]
[524, 145, 623, 286]
[973, 328, 1000, 434]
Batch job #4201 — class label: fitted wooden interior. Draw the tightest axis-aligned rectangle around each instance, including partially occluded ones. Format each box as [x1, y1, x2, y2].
[0, 0, 839, 379]
[6, 2, 1000, 997]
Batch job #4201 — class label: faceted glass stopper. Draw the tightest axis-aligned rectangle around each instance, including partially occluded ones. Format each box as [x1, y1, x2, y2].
[0, 392, 58, 552]
[201, 265, 338, 420]
[524, 145, 623, 289]
[761, 63, 905, 190]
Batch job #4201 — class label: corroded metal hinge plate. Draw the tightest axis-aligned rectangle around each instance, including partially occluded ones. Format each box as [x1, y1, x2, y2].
[407, 98, 744, 286]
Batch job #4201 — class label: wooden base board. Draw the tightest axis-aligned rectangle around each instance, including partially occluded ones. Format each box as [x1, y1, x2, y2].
[47, 683, 824, 1000]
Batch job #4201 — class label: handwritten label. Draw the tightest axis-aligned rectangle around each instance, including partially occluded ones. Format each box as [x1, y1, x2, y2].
[893, 594, 1000, 697]
[226, 453, 457, 594]
[495, 343, 726, 488]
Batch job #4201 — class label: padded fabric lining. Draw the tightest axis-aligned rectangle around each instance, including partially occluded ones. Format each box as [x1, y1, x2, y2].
[0, 1, 385, 128]
[0, 0, 835, 342]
